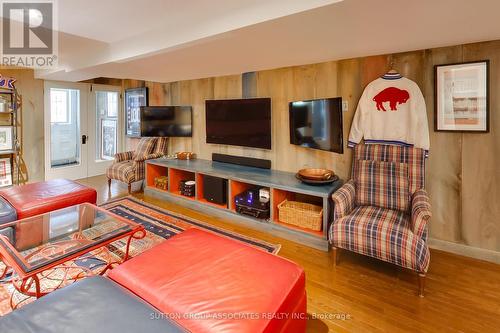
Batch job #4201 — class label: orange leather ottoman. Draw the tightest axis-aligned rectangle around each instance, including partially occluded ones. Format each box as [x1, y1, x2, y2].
[108, 228, 307, 333]
[0, 178, 97, 219]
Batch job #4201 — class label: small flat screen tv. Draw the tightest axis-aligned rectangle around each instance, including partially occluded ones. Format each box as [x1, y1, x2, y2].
[140, 106, 192, 137]
[289, 97, 343, 153]
[205, 98, 271, 149]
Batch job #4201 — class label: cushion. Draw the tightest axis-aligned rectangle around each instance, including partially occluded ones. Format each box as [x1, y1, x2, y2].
[0, 179, 97, 219]
[106, 161, 136, 183]
[329, 205, 430, 272]
[355, 160, 410, 212]
[353, 144, 426, 195]
[133, 137, 157, 161]
[0, 276, 187, 333]
[0, 196, 16, 224]
[0, 226, 14, 244]
[153, 137, 168, 155]
[109, 228, 307, 333]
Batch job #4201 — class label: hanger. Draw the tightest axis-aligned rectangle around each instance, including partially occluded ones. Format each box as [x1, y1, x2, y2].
[386, 56, 400, 75]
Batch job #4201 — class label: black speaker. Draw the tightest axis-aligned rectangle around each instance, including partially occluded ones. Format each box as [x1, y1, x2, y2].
[203, 175, 227, 205]
[212, 153, 271, 169]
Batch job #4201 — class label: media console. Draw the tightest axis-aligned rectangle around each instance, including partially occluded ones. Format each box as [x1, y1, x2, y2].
[145, 158, 342, 251]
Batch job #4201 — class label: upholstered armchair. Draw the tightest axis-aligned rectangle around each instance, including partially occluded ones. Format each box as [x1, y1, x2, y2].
[329, 144, 431, 296]
[106, 137, 168, 193]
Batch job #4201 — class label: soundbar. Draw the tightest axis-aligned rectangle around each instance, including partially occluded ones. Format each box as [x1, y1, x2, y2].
[212, 153, 271, 169]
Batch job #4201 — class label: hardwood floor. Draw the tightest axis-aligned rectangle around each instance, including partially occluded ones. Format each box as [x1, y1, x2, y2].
[79, 175, 500, 333]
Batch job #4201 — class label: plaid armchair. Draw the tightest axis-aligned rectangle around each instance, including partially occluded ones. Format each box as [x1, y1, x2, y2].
[106, 137, 168, 193]
[329, 144, 431, 296]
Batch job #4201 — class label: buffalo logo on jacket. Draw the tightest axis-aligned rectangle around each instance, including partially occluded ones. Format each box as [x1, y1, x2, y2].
[373, 87, 410, 111]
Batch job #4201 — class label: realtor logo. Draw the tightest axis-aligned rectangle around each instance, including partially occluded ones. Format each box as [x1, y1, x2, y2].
[0, 0, 57, 68]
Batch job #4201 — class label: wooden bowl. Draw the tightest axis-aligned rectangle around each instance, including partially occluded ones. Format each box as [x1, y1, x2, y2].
[298, 168, 335, 181]
[176, 152, 196, 160]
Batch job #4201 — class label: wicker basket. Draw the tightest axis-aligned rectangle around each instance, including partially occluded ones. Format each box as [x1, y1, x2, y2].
[277, 200, 323, 231]
[154, 176, 168, 190]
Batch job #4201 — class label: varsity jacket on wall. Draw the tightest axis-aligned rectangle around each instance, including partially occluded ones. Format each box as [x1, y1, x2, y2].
[348, 73, 430, 156]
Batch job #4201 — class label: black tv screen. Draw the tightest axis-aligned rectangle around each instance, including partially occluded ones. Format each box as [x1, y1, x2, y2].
[289, 97, 343, 153]
[205, 98, 271, 149]
[140, 106, 192, 137]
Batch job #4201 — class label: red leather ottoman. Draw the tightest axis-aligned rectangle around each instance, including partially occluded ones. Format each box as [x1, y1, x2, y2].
[0, 178, 97, 219]
[109, 228, 307, 333]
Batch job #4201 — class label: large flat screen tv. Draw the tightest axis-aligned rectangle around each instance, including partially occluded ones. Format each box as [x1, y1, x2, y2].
[205, 98, 272, 149]
[140, 106, 192, 137]
[289, 97, 343, 154]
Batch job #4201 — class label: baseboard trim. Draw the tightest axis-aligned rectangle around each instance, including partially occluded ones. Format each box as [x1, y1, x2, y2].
[428, 238, 500, 264]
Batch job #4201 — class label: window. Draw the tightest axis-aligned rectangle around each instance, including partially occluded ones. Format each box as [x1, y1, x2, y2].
[50, 89, 70, 123]
[96, 91, 119, 160]
[107, 92, 118, 117]
[49, 88, 80, 168]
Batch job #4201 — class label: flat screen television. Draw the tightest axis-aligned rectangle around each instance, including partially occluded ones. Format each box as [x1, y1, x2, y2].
[289, 97, 343, 154]
[205, 98, 272, 149]
[140, 106, 192, 137]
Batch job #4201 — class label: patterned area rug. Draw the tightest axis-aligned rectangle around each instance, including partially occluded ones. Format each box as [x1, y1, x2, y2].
[0, 196, 280, 315]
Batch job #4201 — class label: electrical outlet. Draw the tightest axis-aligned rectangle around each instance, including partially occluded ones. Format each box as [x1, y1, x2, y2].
[342, 101, 349, 112]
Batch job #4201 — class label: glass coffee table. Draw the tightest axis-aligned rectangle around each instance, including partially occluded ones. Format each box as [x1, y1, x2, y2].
[0, 203, 145, 306]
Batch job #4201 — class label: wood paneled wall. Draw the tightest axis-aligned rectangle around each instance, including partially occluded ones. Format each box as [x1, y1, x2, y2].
[111, 40, 500, 254]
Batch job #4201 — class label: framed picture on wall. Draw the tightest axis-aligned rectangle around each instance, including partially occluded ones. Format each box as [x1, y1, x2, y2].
[101, 119, 117, 160]
[0, 126, 13, 151]
[0, 158, 12, 187]
[125, 87, 148, 137]
[435, 60, 489, 132]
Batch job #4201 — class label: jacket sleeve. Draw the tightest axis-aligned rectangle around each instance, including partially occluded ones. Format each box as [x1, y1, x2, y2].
[348, 89, 367, 148]
[413, 87, 430, 156]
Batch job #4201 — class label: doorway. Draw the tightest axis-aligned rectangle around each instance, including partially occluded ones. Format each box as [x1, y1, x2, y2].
[44, 81, 122, 180]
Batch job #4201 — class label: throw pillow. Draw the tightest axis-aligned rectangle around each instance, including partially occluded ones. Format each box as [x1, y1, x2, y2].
[133, 137, 157, 161]
[354, 160, 410, 212]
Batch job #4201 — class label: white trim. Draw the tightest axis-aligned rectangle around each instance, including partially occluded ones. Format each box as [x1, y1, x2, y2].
[428, 237, 500, 265]
[88, 84, 123, 177]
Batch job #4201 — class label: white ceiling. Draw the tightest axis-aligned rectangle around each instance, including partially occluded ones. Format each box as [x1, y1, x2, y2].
[34, 0, 500, 83]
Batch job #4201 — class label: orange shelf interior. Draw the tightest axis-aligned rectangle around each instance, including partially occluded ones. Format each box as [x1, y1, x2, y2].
[272, 189, 296, 223]
[146, 164, 168, 188]
[274, 220, 324, 238]
[168, 168, 195, 199]
[197, 197, 227, 208]
[171, 190, 196, 200]
[230, 180, 258, 211]
[196, 173, 228, 209]
[272, 189, 324, 233]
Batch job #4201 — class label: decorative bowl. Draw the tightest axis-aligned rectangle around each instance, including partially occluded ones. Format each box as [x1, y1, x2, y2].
[295, 173, 339, 186]
[298, 168, 335, 181]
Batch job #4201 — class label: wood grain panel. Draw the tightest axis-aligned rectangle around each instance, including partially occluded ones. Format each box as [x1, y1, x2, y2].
[187, 78, 213, 157]
[213, 74, 241, 99]
[424, 46, 464, 243]
[147, 81, 167, 106]
[290, 64, 321, 177]
[461, 41, 500, 251]
[360, 55, 387, 86]
[257, 67, 292, 169]
[391, 50, 426, 85]
[337, 58, 362, 179]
